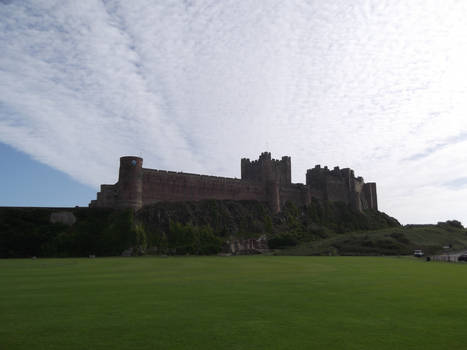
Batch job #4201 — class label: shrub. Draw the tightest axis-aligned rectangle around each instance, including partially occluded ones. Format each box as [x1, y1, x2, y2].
[268, 233, 299, 249]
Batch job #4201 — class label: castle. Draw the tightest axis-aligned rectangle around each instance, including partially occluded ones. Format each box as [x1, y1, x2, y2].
[89, 152, 378, 213]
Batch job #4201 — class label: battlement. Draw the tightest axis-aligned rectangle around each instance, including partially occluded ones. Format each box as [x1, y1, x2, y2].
[90, 152, 378, 212]
[143, 168, 246, 183]
[306, 164, 375, 211]
[307, 164, 358, 180]
[241, 153, 291, 185]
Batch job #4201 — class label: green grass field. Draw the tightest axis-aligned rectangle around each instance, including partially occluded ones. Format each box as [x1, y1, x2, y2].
[1, 256, 467, 349]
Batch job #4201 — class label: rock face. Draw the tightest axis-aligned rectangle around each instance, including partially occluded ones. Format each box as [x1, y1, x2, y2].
[49, 211, 76, 226]
[90, 152, 378, 214]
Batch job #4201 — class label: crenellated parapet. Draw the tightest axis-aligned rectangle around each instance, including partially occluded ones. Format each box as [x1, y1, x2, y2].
[241, 152, 291, 185]
[90, 152, 378, 213]
[306, 164, 377, 210]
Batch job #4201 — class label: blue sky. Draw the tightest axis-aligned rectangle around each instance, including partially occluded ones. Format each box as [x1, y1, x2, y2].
[1, 0, 467, 224]
[0, 142, 94, 207]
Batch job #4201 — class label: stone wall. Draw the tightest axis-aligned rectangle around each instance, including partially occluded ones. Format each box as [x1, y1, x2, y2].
[142, 169, 266, 204]
[306, 165, 377, 211]
[90, 152, 378, 213]
[241, 152, 291, 185]
[279, 184, 311, 208]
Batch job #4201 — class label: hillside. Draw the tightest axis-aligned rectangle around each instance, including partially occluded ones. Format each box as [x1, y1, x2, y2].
[277, 221, 467, 256]
[0, 200, 399, 257]
[1, 200, 463, 257]
[136, 199, 399, 254]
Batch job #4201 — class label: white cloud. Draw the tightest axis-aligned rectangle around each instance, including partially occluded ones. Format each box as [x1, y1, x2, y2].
[1, 0, 467, 224]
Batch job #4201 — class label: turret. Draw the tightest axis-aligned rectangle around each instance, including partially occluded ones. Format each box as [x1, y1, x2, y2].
[241, 152, 291, 185]
[259, 152, 273, 182]
[281, 156, 291, 184]
[117, 156, 143, 209]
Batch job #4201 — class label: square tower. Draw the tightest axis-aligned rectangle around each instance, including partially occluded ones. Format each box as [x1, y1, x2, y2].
[241, 152, 291, 185]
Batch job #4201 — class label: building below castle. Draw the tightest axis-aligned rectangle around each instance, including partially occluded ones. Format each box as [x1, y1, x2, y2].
[89, 152, 378, 213]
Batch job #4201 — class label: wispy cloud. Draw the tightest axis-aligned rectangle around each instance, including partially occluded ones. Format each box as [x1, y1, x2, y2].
[1, 0, 467, 224]
[404, 132, 467, 161]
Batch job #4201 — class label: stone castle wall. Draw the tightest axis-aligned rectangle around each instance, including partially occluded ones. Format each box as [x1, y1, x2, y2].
[90, 153, 378, 213]
[306, 165, 377, 211]
[241, 152, 291, 185]
[141, 169, 265, 203]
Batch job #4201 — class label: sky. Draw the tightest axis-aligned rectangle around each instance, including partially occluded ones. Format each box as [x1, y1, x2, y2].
[1, 0, 467, 225]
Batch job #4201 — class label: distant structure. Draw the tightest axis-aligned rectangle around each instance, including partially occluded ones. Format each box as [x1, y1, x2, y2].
[90, 152, 377, 213]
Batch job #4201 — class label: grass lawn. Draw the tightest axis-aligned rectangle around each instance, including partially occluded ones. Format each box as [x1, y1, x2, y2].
[1, 256, 467, 349]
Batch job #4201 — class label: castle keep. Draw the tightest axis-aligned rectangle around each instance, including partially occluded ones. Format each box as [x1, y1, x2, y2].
[90, 152, 378, 213]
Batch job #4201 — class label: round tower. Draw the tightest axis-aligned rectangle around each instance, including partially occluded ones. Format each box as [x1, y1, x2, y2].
[117, 156, 143, 209]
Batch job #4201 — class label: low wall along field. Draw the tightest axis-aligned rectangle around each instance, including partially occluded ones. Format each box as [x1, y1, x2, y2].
[1, 256, 467, 350]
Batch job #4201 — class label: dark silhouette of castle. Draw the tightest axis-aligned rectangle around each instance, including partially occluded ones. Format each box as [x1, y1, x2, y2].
[89, 152, 378, 213]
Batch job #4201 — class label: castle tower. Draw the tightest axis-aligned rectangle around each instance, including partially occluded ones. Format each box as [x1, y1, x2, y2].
[241, 152, 292, 212]
[241, 152, 291, 185]
[363, 183, 378, 210]
[280, 156, 292, 184]
[259, 152, 273, 182]
[117, 156, 143, 209]
[306, 165, 378, 211]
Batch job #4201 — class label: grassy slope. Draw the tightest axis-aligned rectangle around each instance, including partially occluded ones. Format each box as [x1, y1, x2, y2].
[279, 224, 467, 256]
[1, 256, 467, 350]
